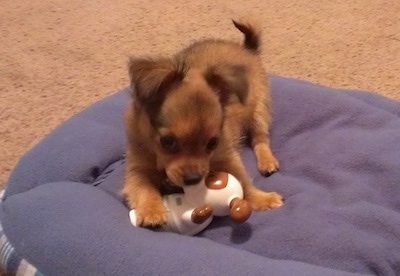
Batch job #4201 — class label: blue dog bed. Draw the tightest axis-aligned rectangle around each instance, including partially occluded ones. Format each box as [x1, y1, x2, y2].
[1, 75, 400, 275]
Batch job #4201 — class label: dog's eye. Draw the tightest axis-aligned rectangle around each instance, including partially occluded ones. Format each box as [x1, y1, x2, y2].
[206, 137, 219, 153]
[160, 135, 179, 153]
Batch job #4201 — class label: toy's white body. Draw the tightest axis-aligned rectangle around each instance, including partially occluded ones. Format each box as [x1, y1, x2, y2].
[129, 173, 247, 235]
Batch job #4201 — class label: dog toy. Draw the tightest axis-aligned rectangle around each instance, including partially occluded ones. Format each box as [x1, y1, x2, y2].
[129, 172, 252, 235]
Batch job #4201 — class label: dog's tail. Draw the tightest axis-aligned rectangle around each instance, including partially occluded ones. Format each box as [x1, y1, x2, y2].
[232, 19, 262, 53]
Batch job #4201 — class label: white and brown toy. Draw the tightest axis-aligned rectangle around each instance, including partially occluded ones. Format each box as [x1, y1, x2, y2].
[129, 172, 252, 236]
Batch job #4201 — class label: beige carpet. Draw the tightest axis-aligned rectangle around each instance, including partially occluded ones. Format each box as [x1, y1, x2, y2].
[1, 0, 400, 189]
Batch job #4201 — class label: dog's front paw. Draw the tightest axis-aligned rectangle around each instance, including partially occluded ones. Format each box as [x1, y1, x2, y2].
[257, 155, 279, 176]
[135, 202, 168, 228]
[254, 144, 280, 176]
[246, 190, 283, 211]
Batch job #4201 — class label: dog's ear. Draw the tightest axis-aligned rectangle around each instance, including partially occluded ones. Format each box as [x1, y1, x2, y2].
[128, 57, 186, 105]
[204, 64, 248, 105]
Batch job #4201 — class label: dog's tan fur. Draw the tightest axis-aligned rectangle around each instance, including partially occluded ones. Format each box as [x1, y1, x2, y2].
[124, 19, 283, 227]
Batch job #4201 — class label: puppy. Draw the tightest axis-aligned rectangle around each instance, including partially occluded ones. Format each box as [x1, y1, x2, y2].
[124, 19, 283, 228]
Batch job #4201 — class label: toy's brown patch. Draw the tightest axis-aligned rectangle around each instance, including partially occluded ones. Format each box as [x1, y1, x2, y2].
[205, 172, 228, 190]
[192, 204, 213, 224]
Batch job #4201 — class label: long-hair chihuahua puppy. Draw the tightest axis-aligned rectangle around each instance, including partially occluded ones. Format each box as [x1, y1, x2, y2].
[124, 19, 283, 227]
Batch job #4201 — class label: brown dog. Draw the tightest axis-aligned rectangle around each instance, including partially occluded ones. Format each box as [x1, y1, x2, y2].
[124, 19, 283, 228]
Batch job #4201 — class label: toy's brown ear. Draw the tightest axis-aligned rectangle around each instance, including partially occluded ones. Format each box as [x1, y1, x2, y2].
[229, 198, 252, 223]
[128, 57, 187, 110]
[204, 64, 248, 105]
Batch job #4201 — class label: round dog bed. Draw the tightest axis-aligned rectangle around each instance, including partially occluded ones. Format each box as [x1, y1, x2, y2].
[1, 75, 400, 275]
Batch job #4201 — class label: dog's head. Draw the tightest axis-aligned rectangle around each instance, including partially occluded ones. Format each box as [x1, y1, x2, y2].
[128, 56, 248, 187]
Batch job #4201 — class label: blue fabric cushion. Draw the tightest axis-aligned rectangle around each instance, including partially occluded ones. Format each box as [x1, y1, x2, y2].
[1, 75, 400, 275]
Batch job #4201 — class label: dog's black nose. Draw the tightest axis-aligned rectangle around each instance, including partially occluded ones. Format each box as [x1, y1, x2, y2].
[183, 173, 203, 185]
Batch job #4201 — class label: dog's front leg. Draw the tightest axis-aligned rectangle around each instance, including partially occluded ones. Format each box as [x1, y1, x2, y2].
[250, 130, 280, 177]
[212, 152, 283, 211]
[123, 166, 167, 228]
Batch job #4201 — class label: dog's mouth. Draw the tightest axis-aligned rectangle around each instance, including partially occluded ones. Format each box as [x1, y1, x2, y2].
[160, 170, 205, 192]
[159, 171, 184, 195]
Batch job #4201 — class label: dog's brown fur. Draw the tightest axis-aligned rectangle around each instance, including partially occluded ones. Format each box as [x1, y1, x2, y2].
[124, 19, 283, 227]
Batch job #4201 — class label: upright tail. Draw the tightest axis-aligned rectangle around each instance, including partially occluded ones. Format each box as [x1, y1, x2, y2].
[232, 19, 262, 53]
